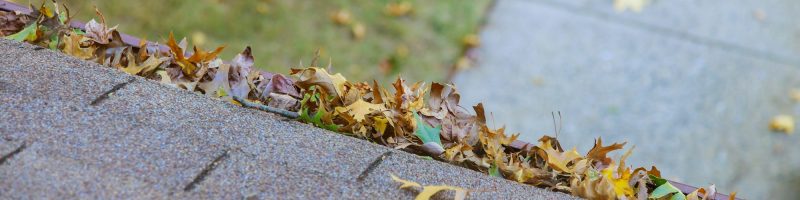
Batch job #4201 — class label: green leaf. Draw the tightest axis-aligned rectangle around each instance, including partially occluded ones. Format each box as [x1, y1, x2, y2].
[649, 181, 685, 200]
[298, 107, 339, 132]
[413, 112, 442, 146]
[216, 86, 228, 98]
[72, 29, 85, 35]
[5, 22, 38, 42]
[649, 174, 668, 186]
[489, 163, 502, 178]
[48, 34, 59, 50]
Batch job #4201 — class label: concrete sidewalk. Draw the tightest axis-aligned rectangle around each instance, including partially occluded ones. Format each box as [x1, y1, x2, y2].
[454, 0, 800, 199]
[0, 39, 577, 199]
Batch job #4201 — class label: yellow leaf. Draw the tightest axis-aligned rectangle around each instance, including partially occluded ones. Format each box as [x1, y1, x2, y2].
[338, 99, 385, 122]
[769, 115, 794, 134]
[614, 0, 648, 12]
[156, 70, 172, 85]
[539, 140, 582, 173]
[62, 34, 95, 60]
[416, 185, 467, 200]
[462, 34, 480, 48]
[390, 174, 421, 189]
[330, 9, 352, 25]
[390, 174, 468, 200]
[385, 1, 413, 17]
[351, 22, 366, 41]
[121, 55, 168, 75]
[600, 163, 634, 198]
[373, 116, 389, 135]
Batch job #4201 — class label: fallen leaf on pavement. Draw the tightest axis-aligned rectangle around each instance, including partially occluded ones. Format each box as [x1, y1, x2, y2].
[390, 174, 468, 200]
[769, 115, 794, 134]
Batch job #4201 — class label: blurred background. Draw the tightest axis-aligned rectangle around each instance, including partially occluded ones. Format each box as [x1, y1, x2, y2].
[13, 0, 800, 199]
[55, 0, 490, 84]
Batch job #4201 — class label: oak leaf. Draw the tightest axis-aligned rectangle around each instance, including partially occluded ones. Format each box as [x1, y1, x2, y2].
[586, 137, 626, 165]
[292, 67, 347, 98]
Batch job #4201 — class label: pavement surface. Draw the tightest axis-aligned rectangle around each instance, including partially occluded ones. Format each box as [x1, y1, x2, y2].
[454, 0, 800, 199]
[0, 39, 578, 199]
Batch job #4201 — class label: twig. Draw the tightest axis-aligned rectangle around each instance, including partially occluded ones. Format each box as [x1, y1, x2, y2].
[356, 151, 393, 181]
[233, 96, 299, 119]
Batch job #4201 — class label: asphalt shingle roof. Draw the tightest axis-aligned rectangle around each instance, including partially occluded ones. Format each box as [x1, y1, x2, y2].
[0, 39, 578, 199]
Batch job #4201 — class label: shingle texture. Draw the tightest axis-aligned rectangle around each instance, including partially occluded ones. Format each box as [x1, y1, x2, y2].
[0, 39, 578, 200]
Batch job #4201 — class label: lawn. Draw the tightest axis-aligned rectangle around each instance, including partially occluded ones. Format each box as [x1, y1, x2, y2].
[15, 0, 491, 83]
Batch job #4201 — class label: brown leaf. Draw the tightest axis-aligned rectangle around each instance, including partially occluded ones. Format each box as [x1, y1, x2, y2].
[230, 47, 254, 98]
[259, 73, 300, 99]
[586, 137, 626, 165]
[84, 8, 118, 45]
[292, 67, 347, 98]
[267, 93, 299, 111]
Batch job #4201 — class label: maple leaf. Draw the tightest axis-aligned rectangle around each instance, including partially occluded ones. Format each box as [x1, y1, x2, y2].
[414, 112, 444, 155]
[166, 32, 225, 79]
[337, 99, 385, 123]
[390, 174, 468, 200]
[61, 33, 95, 60]
[539, 140, 581, 173]
[586, 137, 626, 165]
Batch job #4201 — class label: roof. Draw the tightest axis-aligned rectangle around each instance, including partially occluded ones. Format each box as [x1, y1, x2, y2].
[0, 39, 578, 199]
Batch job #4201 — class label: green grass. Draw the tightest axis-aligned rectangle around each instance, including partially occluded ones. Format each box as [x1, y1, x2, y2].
[18, 0, 490, 83]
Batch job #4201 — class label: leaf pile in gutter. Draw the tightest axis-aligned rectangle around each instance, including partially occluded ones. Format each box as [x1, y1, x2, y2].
[0, 3, 735, 200]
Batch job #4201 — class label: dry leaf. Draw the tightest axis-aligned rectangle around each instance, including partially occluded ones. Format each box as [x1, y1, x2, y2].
[330, 9, 352, 25]
[385, 1, 413, 17]
[586, 137, 626, 165]
[390, 174, 468, 200]
[338, 99, 385, 122]
[62, 33, 95, 60]
[769, 115, 794, 134]
[540, 140, 581, 173]
[84, 8, 118, 44]
[614, 0, 648, 12]
[351, 22, 365, 40]
[462, 34, 480, 48]
[292, 67, 347, 98]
